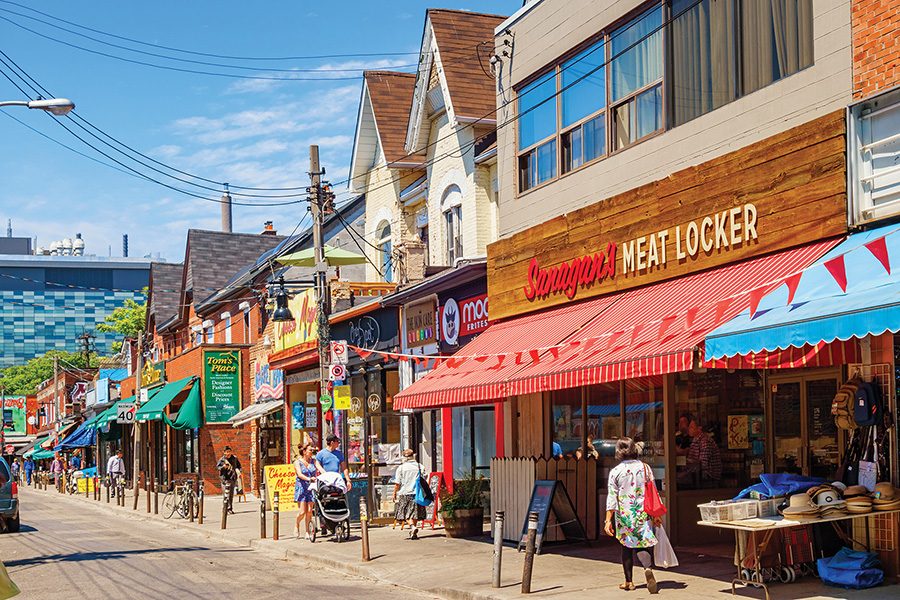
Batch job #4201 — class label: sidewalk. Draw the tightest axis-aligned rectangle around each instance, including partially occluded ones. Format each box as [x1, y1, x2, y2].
[20, 484, 887, 599]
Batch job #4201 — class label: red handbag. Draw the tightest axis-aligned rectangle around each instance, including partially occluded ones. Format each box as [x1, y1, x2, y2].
[643, 463, 667, 518]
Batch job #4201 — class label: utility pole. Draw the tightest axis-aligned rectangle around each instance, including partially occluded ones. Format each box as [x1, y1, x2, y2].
[132, 333, 143, 509]
[53, 355, 60, 439]
[309, 145, 332, 435]
[78, 331, 95, 369]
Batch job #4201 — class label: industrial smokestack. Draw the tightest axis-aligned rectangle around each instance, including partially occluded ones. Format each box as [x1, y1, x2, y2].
[122, 234, 129, 257]
[221, 184, 233, 233]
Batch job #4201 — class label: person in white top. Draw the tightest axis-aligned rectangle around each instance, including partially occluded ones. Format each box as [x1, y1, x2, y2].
[392, 449, 426, 539]
[106, 449, 126, 498]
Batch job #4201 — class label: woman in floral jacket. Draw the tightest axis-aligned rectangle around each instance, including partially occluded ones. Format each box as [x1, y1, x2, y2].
[605, 437, 661, 593]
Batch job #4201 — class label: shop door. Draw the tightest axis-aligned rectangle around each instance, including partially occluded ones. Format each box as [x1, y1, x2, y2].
[770, 375, 840, 478]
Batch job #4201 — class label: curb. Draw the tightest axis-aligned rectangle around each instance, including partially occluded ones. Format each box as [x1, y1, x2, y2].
[24, 488, 495, 600]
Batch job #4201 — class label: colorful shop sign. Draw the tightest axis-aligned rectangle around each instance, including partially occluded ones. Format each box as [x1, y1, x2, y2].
[488, 115, 849, 321]
[404, 298, 437, 349]
[440, 293, 489, 346]
[253, 357, 284, 401]
[274, 288, 318, 352]
[203, 350, 242, 423]
[141, 361, 166, 389]
[263, 464, 299, 513]
[1, 396, 26, 434]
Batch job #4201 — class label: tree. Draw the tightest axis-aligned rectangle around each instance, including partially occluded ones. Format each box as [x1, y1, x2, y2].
[0, 350, 93, 396]
[96, 291, 147, 352]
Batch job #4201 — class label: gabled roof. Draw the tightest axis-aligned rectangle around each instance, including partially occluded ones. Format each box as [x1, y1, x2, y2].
[146, 262, 183, 327]
[160, 230, 285, 332]
[406, 9, 506, 152]
[194, 195, 367, 314]
[349, 71, 424, 193]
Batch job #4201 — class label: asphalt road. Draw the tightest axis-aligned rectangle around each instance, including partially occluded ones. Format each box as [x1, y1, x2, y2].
[1, 490, 432, 600]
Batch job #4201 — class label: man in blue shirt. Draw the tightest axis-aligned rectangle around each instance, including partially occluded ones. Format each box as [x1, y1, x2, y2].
[69, 451, 82, 471]
[315, 434, 351, 491]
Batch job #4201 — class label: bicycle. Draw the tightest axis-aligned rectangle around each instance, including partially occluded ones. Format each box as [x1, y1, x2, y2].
[162, 479, 199, 519]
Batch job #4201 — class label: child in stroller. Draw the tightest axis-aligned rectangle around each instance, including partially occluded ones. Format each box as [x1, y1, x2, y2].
[310, 471, 351, 542]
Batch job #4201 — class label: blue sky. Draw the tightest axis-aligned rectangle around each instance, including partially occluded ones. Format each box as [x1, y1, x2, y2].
[0, 1, 519, 261]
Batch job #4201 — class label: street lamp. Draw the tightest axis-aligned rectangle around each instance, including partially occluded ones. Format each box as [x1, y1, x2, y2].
[0, 97, 75, 116]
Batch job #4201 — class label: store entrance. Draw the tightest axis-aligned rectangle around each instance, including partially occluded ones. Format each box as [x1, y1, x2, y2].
[770, 374, 841, 479]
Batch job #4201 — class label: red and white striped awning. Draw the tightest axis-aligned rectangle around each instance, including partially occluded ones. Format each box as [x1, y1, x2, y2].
[393, 239, 839, 410]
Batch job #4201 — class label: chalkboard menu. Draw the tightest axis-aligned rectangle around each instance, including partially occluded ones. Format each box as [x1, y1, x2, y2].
[518, 480, 586, 554]
[204, 350, 242, 423]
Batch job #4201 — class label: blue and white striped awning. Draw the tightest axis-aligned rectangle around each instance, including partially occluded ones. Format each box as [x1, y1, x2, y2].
[705, 224, 900, 361]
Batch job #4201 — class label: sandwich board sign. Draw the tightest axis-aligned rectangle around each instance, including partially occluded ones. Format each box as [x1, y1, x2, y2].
[517, 480, 587, 554]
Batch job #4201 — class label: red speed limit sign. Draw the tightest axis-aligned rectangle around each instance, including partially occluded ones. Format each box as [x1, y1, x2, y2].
[330, 340, 348, 364]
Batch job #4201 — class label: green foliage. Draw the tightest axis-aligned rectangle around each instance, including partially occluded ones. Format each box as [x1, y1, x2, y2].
[439, 471, 485, 515]
[96, 290, 147, 350]
[0, 350, 93, 396]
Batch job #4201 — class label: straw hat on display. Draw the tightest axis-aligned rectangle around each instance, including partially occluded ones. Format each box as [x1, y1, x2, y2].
[846, 496, 874, 514]
[843, 485, 869, 499]
[782, 493, 820, 520]
[813, 487, 847, 517]
[872, 482, 900, 511]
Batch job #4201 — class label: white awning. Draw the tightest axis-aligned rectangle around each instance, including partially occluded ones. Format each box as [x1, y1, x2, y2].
[227, 399, 283, 428]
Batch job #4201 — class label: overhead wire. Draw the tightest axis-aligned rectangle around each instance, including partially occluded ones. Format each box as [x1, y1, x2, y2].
[0, 6, 424, 73]
[0, 58, 302, 207]
[0, 0, 420, 62]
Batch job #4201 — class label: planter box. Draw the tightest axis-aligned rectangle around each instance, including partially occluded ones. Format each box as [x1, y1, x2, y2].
[443, 507, 484, 538]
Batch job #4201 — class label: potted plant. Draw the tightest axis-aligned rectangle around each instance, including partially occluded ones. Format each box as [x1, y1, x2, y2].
[440, 472, 485, 538]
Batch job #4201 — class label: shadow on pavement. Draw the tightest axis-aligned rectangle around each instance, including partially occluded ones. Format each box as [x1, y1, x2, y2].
[5, 546, 213, 567]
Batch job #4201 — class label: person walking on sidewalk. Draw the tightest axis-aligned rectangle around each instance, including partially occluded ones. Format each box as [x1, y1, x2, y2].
[392, 449, 426, 539]
[23, 457, 34, 486]
[106, 449, 126, 497]
[49, 454, 64, 487]
[315, 434, 351, 490]
[605, 437, 660, 594]
[293, 443, 317, 539]
[217, 446, 241, 515]
[9, 459, 20, 485]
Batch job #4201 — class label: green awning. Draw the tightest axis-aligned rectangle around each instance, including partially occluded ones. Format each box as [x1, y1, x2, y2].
[32, 448, 56, 460]
[135, 377, 194, 422]
[23, 436, 51, 458]
[163, 382, 203, 430]
[98, 398, 131, 427]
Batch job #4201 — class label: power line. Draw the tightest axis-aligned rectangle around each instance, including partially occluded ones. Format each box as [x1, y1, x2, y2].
[0, 59, 302, 207]
[0, 7, 423, 73]
[0, 0, 420, 62]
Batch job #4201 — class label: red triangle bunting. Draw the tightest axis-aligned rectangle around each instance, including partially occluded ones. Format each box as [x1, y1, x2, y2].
[528, 349, 541, 364]
[658, 315, 677, 341]
[495, 355, 506, 369]
[748, 287, 767, 318]
[783, 273, 802, 305]
[865, 236, 891, 275]
[684, 306, 700, 332]
[547, 347, 560, 360]
[714, 299, 732, 324]
[473, 355, 490, 363]
[356, 348, 372, 360]
[433, 358, 443, 369]
[630, 324, 644, 344]
[514, 352, 525, 364]
[824, 255, 848, 292]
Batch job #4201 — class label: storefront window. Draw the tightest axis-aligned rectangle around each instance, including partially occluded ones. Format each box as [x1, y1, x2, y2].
[676, 370, 765, 491]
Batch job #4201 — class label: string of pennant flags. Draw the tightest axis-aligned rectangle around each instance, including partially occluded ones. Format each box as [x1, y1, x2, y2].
[347, 227, 898, 370]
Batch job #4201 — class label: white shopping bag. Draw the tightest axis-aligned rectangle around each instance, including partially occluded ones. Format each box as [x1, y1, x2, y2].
[654, 526, 679, 569]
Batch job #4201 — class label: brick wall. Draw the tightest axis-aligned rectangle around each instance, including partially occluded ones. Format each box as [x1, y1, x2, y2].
[852, 0, 900, 99]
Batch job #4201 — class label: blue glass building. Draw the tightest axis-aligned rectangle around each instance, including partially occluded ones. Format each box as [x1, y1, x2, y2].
[0, 254, 151, 367]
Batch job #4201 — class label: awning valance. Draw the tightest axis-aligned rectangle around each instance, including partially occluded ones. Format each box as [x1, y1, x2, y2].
[227, 399, 283, 427]
[705, 225, 900, 362]
[22, 435, 51, 458]
[395, 240, 837, 410]
[163, 382, 203, 430]
[135, 377, 195, 422]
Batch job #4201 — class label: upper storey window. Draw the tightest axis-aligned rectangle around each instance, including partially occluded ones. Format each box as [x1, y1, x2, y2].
[514, 0, 814, 195]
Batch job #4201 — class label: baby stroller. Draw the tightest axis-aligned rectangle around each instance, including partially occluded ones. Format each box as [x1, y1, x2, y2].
[310, 473, 351, 543]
